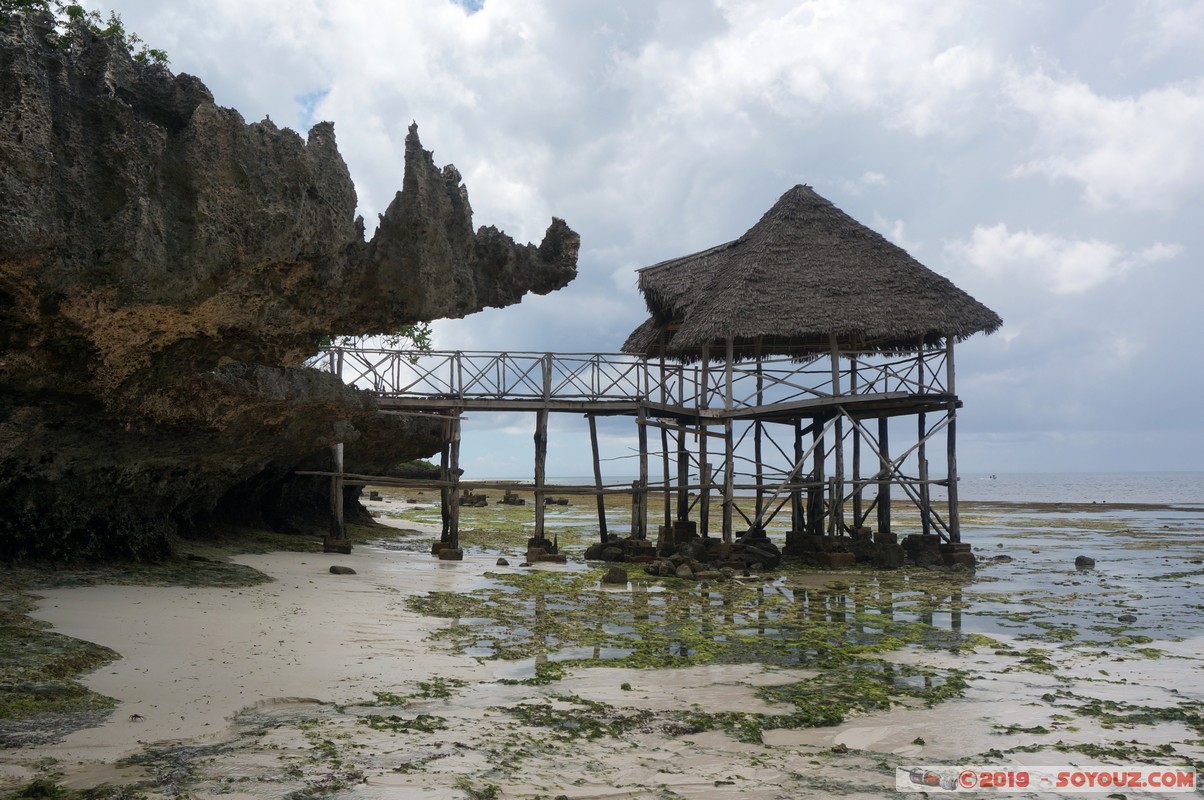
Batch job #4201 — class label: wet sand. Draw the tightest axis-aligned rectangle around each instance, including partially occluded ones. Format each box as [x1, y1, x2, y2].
[2, 501, 1203, 798]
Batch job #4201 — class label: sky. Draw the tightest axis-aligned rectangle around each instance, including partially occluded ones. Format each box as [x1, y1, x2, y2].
[93, 0, 1204, 478]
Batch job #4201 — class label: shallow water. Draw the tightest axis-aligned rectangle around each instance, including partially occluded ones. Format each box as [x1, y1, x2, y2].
[6, 496, 1204, 799]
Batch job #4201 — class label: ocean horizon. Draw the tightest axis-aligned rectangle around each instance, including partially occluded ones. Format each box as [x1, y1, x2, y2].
[461, 470, 1204, 506]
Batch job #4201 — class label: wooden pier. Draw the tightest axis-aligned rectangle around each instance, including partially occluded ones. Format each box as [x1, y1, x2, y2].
[309, 184, 1000, 565]
[310, 342, 968, 557]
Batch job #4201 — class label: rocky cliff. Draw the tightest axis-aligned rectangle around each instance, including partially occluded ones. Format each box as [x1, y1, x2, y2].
[0, 13, 579, 560]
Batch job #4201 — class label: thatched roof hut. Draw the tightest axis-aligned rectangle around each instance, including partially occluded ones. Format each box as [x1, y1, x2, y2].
[622, 185, 1002, 361]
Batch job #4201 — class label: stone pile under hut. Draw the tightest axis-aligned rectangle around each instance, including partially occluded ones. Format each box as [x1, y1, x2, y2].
[585, 528, 975, 575]
[585, 529, 784, 581]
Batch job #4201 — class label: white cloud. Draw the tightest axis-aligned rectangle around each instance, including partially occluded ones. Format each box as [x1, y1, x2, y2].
[83, 0, 1204, 474]
[620, 0, 997, 137]
[1132, 0, 1204, 55]
[872, 213, 920, 254]
[1008, 70, 1204, 211]
[843, 171, 888, 195]
[947, 223, 1179, 294]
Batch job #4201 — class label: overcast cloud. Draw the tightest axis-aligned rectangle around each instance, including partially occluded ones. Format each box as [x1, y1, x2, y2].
[96, 0, 1204, 477]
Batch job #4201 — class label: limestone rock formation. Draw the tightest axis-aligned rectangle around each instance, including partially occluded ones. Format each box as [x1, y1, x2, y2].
[0, 13, 579, 559]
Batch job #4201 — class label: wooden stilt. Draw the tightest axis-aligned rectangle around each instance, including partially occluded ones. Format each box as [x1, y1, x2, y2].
[676, 422, 689, 522]
[722, 337, 734, 541]
[658, 347, 671, 529]
[534, 408, 548, 540]
[630, 480, 641, 537]
[439, 419, 451, 543]
[809, 422, 825, 535]
[916, 342, 931, 537]
[754, 336, 764, 524]
[637, 404, 649, 539]
[699, 344, 711, 539]
[877, 417, 891, 537]
[791, 418, 804, 535]
[851, 357, 863, 529]
[918, 411, 930, 537]
[723, 418, 734, 541]
[661, 425, 671, 529]
[328, 442, 345, 542]
[588, 414, 608, 543]
[829, 336, 844, 535]
[448, 411, 461, 550]
[945, 337, 961, 542]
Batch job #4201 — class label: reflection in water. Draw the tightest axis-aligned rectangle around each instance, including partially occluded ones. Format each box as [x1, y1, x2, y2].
[488, 574, 974, 677]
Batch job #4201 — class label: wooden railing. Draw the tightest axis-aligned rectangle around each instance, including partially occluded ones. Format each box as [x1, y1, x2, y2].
[308, 347, 951, 407]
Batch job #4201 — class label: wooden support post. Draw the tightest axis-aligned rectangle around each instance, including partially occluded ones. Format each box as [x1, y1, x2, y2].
[830, 336, 844, 535]
[448, 411, 461, 550]
[630, 480, 641, 537]
[877, 417, 891, 537]
[658, 347, 671, 529]
[329, 442, 345, 541]
[723, 418, 734, 541]
[851, 357, 863, 529]
[699, 344, 710, 539]
[588, 414, 608, 543]
[722, 337, 734, 541]
[676, 422, 689, 522]
[637, 404, 649, 539]
[534, 407, 548, 541]
[791, 418, 804, 534]
[918, 411, 931, 537]
[661, 425, 672, 529]
[945, 337, 961, 542]
[809, 422, 825, 535]
[916, 342, 931, 537]
[754, 336, 764, 523]
[439, 418, 451, 543]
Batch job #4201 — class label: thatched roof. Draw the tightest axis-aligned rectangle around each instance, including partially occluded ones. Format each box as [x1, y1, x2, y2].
[622, 185, 1002, 361]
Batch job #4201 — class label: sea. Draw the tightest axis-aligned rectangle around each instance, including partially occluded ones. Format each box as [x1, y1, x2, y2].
[530, 471, 1204, 506]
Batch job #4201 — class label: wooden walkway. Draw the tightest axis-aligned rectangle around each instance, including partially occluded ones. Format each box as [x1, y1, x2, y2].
[308, 345, 965, 553]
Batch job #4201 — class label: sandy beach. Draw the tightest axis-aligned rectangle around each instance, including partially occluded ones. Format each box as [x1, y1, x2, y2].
[2, 496, 1203, 798]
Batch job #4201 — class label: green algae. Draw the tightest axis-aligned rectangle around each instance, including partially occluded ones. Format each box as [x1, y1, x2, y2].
[360, 713, 447, 733]
[409, 566, 988, 735]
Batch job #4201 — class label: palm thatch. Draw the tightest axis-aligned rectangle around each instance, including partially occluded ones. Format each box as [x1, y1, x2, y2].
[622, 185, 1002, 361]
